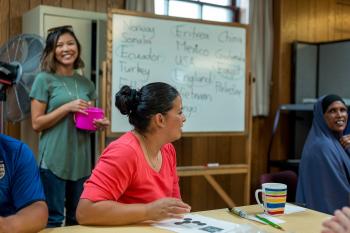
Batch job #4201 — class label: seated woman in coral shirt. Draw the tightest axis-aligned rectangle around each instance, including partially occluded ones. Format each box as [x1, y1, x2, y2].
[76, 82, 191, 226]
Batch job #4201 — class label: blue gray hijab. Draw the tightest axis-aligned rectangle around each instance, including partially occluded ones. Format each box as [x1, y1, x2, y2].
[296, 95, 350, 214]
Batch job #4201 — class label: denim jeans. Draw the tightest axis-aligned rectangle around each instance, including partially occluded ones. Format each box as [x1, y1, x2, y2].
[40, 169, 88, 227]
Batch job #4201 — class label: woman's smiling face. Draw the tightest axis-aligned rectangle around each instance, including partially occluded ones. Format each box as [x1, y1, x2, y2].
[324, 101, 348, 133]
[54, 33, 78, 68]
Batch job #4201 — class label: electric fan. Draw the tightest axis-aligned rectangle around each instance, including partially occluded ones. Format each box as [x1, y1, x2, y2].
[0, 34, 44, 131]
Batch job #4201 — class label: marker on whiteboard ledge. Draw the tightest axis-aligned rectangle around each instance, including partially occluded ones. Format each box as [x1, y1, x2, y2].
[206, 163, 220, 167]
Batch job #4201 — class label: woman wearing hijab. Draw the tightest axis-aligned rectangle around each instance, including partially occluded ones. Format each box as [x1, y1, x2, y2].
[296, 94, 350, 214]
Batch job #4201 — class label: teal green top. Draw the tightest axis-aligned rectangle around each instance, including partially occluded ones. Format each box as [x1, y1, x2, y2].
[30, 72, 97, 181]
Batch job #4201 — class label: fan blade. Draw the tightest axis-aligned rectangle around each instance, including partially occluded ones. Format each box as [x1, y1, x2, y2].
[0, 34, 44, 122]
[0, 34, 43, 64]
[18, 73, 36, 92]
[21, 37, 43, 71]
[14, 37, 29, 64]
[21, 52, 41, 73]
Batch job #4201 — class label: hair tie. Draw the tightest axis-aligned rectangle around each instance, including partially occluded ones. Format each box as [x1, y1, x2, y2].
[130, 89, 140, 112]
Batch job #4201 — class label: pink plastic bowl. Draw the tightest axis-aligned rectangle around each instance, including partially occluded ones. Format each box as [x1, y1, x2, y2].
[75, 107, 104, 131]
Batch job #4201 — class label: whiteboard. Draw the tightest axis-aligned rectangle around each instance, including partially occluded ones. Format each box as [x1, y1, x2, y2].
[110, 11, 248, 133]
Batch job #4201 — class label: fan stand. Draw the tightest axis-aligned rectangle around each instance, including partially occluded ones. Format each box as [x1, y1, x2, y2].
[0, 84, 6, 133]
[0, 62, 20, 133]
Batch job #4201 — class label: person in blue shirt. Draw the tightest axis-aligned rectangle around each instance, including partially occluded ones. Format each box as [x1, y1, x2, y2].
[296, 94, 350, 214]
[0, 134, 48, 233]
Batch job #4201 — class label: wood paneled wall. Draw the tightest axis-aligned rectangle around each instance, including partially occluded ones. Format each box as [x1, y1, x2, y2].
[253, 0, 350, 199]
[273, 0, 350, 157]
[174, 135, 247, 210]
[4, 0, 350, 212]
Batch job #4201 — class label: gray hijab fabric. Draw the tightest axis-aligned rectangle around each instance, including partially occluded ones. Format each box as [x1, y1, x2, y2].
[296, 96, 350, 214]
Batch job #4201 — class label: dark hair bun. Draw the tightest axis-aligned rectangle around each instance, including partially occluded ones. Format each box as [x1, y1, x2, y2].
[115, 85, 140, 115]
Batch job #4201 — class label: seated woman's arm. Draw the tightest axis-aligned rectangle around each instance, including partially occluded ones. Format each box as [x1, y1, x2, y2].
[76, 197, 190, 226]
[0, 201, 48, 233]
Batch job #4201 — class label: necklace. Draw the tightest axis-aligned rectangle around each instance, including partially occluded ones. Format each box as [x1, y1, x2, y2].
[62, 78, 79, 100]
[137, 132, 160, 169]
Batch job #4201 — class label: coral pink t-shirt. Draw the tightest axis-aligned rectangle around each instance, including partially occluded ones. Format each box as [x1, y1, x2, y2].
[81, 131, 180, 203]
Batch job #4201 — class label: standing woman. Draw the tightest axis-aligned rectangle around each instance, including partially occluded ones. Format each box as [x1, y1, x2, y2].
[30, 26, 109, 227]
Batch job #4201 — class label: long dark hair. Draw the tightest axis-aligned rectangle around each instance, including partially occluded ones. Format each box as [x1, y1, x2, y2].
[41, 26, 84, 73]
[115, 82, 179, 132]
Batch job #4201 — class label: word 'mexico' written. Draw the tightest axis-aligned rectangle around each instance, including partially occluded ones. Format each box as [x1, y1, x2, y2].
[176, 40, 209, 56]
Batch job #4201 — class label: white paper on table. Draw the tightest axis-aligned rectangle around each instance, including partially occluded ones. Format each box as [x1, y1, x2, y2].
[153, 213, 244, 233]
[284, 203, 306, 214]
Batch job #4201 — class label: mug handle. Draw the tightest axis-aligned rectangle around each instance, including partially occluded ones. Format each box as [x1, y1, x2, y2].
[255, 189, 264, 208]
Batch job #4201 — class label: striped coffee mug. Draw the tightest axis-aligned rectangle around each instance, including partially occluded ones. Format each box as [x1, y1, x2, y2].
[255, 183, 287, 215]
